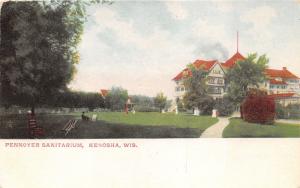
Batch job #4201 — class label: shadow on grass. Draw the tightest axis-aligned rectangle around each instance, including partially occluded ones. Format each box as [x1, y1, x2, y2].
[0, 114, 202, 139]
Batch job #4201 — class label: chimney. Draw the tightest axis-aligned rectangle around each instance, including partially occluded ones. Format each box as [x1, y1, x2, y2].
[282, 67, 287, 70]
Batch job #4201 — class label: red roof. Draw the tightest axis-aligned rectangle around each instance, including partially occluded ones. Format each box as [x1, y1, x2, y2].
[269, 79, 287, 85]
[100, 89, 109, 97]
[222, 52, 245, 68]
[193, 60, 217, 70]
[268, 93, 296, 99]
[265, 68, 299, 79]
[172, 60, 217, 81]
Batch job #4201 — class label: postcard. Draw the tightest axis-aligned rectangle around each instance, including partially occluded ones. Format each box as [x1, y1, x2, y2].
[0, 0, 300, 188]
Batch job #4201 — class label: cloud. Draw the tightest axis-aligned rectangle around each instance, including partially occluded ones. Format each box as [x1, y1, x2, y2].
[240, 5, 277, 30]
[193, 42, 229, 61]
[212, 1, 233, 12]
[192, 19, 227, 42]
[165, 2, 188, 20]
[70, 6, 195, 98]
[240, 5, 277, 43]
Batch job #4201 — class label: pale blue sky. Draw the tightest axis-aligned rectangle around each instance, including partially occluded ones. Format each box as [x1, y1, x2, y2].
[69, 0, 300, 98]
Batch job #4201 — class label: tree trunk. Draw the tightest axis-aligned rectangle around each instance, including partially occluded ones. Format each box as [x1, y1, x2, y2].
[31, 104, 35, 115]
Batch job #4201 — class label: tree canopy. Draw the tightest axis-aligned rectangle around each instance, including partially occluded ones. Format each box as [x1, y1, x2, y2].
[183, 64, 214, 114]
[225, 53, 268, 105]
[154, 92, 167, 112]
[105, 87, 128, 111]
[0, 1, 110, 112]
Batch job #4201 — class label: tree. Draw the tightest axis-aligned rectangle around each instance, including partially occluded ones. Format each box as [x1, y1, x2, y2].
[225, 53, 268, 105]
[183, 64, 214, 114]
[154, 92, 167, 112]
[131, 95, 158, 112]
[0, 1, 110, 113]
[214, 96, 235, 116]
[105, 87, 128, 111]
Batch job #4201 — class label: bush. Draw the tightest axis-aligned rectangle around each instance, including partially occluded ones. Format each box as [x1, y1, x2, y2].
[199, 96, 215, 115]
[275, 103, 285, 119]
[275, 103, 300, 119]
[241, 90, 275, 124]
[215, 97, 235, 116]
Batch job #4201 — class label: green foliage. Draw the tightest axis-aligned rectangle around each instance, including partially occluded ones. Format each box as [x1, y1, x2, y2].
[154, 92, 167, 112]
[0, 1, 110, 110]
[226, 53, 268, 105]
[53, 91, 105, 110]
[105, 87, 128, 111]
[183, 64, 213, 114]
[176, 97, 185, 112]
[215, 96, 235, 116]
[275, 103, 300, 119]
[275, 103, 285, 119]
[130, 95, 159, 112]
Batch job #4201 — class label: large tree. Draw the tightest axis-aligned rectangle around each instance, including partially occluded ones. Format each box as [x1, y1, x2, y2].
[0, 1, 108, 113]
[225, 53, 268, 105]
[183, 65, 214, 114]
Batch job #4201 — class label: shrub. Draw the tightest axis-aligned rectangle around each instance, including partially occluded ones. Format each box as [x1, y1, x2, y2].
[215, 96, 235, 116]
[275, 103, 285, 119]
[134, 105, 160, 112]
[199, 96, 215, 115]
[241, 89, 275, 124]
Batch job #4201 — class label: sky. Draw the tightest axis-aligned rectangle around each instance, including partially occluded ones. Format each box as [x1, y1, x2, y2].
[67, 0, 300, 99]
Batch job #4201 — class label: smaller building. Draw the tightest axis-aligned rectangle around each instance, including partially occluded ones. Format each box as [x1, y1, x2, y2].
[268, 93, 300, 106]
[262, 67, 300, 95]
[100, 89, 109, 98]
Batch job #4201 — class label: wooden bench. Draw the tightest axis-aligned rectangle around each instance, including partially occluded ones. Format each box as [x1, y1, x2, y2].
[62, 119, 78, 136]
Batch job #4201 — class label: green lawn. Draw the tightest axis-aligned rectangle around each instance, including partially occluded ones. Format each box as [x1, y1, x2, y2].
[223, 118, 300, 138]
[0, 112, 218, 138]
[82, 112, 218, 129]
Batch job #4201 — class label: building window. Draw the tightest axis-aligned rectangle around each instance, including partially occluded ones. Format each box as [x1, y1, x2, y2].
[208, 86, 222, 94]
[212, 69, 221, 74]
[208, 77, 215, 84]
[217, 78, 223, 84]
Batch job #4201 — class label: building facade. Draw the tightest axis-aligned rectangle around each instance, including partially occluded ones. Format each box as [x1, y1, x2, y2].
[172, 52, 300, 106]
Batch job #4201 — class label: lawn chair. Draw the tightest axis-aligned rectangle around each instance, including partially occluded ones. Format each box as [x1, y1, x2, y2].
[61, 119, 78, 136]
[91, 114, 97, 121]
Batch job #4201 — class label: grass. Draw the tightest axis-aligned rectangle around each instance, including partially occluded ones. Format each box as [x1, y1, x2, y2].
[0, 112, 218, 138]
[223, 118, 300, 138]
[81, 112, 218, 129]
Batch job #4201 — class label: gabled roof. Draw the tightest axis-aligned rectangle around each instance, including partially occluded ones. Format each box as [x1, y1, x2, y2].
[265, 68, 299, 79]
[268, 93, 298, 99]
[193, 59, 217, 70]
[269, 79, 287, 85]
[100, 89, 109, 97]
[172, 60, 217, 81]
[221, 52, 245, 68]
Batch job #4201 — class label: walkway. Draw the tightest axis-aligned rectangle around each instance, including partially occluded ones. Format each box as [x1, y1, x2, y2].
[276, 119, 300, 125]
[200, 117, 230, 138]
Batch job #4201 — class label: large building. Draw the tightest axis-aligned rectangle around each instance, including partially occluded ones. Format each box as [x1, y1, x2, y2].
[172, 51, 300, 106]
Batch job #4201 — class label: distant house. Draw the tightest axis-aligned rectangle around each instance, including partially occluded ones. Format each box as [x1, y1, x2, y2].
[172, 51, 300, 106]
[100, 89, 109, 98]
